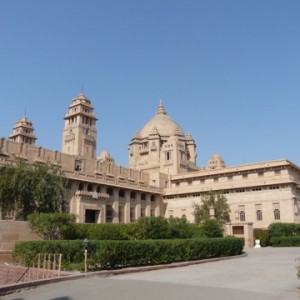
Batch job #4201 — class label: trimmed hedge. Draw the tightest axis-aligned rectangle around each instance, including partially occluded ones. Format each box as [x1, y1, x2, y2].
[13, 237, 244, 271]
[270, 236, 300, 247]
[63, 217, 198, 240]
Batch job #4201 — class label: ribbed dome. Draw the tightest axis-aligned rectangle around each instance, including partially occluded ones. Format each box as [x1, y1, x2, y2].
[140, 101, 184, 138]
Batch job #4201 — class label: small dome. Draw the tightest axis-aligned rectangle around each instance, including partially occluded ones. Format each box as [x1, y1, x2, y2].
[140, 101, 184, 138]
[98, 151, 114, 162]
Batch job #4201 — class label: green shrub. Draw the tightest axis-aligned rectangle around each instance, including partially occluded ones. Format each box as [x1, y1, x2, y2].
[168, 217, 193, 239]
[28, 213, 76, 240]
[268, 223, 300, 239]
[13, 237, 244, 271]
[253, 229, 269, 247]
[270, 236, 300, 247]
[200, 219, 223, 238]
[132, 217, 170, 239]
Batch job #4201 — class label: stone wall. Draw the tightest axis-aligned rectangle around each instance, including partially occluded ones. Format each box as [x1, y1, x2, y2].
[0, 221, 40, 253]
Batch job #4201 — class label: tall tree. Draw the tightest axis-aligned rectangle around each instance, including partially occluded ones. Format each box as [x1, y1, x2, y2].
[193, 192, 230, 223]
[0, 159, 68, 220]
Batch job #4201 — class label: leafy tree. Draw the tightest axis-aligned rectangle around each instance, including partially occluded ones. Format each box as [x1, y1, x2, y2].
[28, 213, 76, 240]
[193, 192, 230, 223]
[0, 159, 68, 220]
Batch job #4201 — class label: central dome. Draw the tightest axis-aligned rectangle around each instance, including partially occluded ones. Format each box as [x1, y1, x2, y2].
[140, 101, 184, 138]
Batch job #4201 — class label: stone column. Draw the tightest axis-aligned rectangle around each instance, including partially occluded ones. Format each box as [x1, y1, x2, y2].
[135, 192, 141, 220]
[124, 190, 131, 224]
[112, 188, 120, 224]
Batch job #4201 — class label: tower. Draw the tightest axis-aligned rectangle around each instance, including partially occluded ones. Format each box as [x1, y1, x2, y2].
[62, 93, 98, 159]
[9, 117, 37, 145]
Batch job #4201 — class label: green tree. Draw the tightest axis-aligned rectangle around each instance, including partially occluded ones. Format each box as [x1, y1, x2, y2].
[0, 159, 68, 220]
[193, 192, 230, 223]
[28, 213, 76, 240]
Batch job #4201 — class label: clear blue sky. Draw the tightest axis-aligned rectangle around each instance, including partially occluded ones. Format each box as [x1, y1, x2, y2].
[1, 0, 300, 168]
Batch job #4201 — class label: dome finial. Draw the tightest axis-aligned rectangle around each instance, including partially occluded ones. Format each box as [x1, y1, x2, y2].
[156, 99, 166, 115]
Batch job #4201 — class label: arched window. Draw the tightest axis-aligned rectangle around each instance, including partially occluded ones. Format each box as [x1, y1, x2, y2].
[78, 183, 84, 191]
[119, 189, 125, 197]
[150, 195, 155, 202]
[87, 184, 93, 192]
[130, 191, 136, 199]
[107, 187, 113, 196]
[274, 209, 280, 220]
[240, 211, 246, 222]
[256, 210, 263, 221]
[141, 193, 146, 200]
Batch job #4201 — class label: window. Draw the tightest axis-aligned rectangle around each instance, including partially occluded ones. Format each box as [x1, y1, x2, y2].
[165, 151, 172, 161]
[107, 187, 113, 196]
[242, 174, 248, 179]
[227, 175, 233, 181]
[141, 193, 146, 200]
[274, 209, 280, 220]
[257, 171, 264, 177]
[273, 203, 280, 220]
[256, 210, 263, 221]
[256, 204, 262, 221]
[240, 211, 246, 221]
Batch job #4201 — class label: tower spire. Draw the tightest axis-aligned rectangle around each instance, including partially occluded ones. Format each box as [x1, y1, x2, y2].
[156, 99, 167, 115]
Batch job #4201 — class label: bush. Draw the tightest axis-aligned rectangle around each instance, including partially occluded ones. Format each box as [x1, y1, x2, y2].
[253, 229, 269, 247]
[270, 236, 300, 247]
[200, 219, 223, 238]
[132, 217, 170, 239]
[28, 213, 76, 240]
[13, 237, 244, 271]
[268, 223, 300, 239]
[64, 223, 130, 240]
[63, 217, 194, 241]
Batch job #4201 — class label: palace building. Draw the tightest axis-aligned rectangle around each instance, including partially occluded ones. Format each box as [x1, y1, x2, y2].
[1, 93, 300, 230]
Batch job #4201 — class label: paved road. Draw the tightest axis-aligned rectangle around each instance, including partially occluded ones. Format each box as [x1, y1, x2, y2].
[3, 247, 300, 300]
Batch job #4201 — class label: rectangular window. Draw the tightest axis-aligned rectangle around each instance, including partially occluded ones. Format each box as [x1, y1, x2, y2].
[273, 203, 280, 220]
[165, 151, 172, 161]
[255, 204, 263, 221]
[227, 175, 233, 181]
[238, 205, 246, 221]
